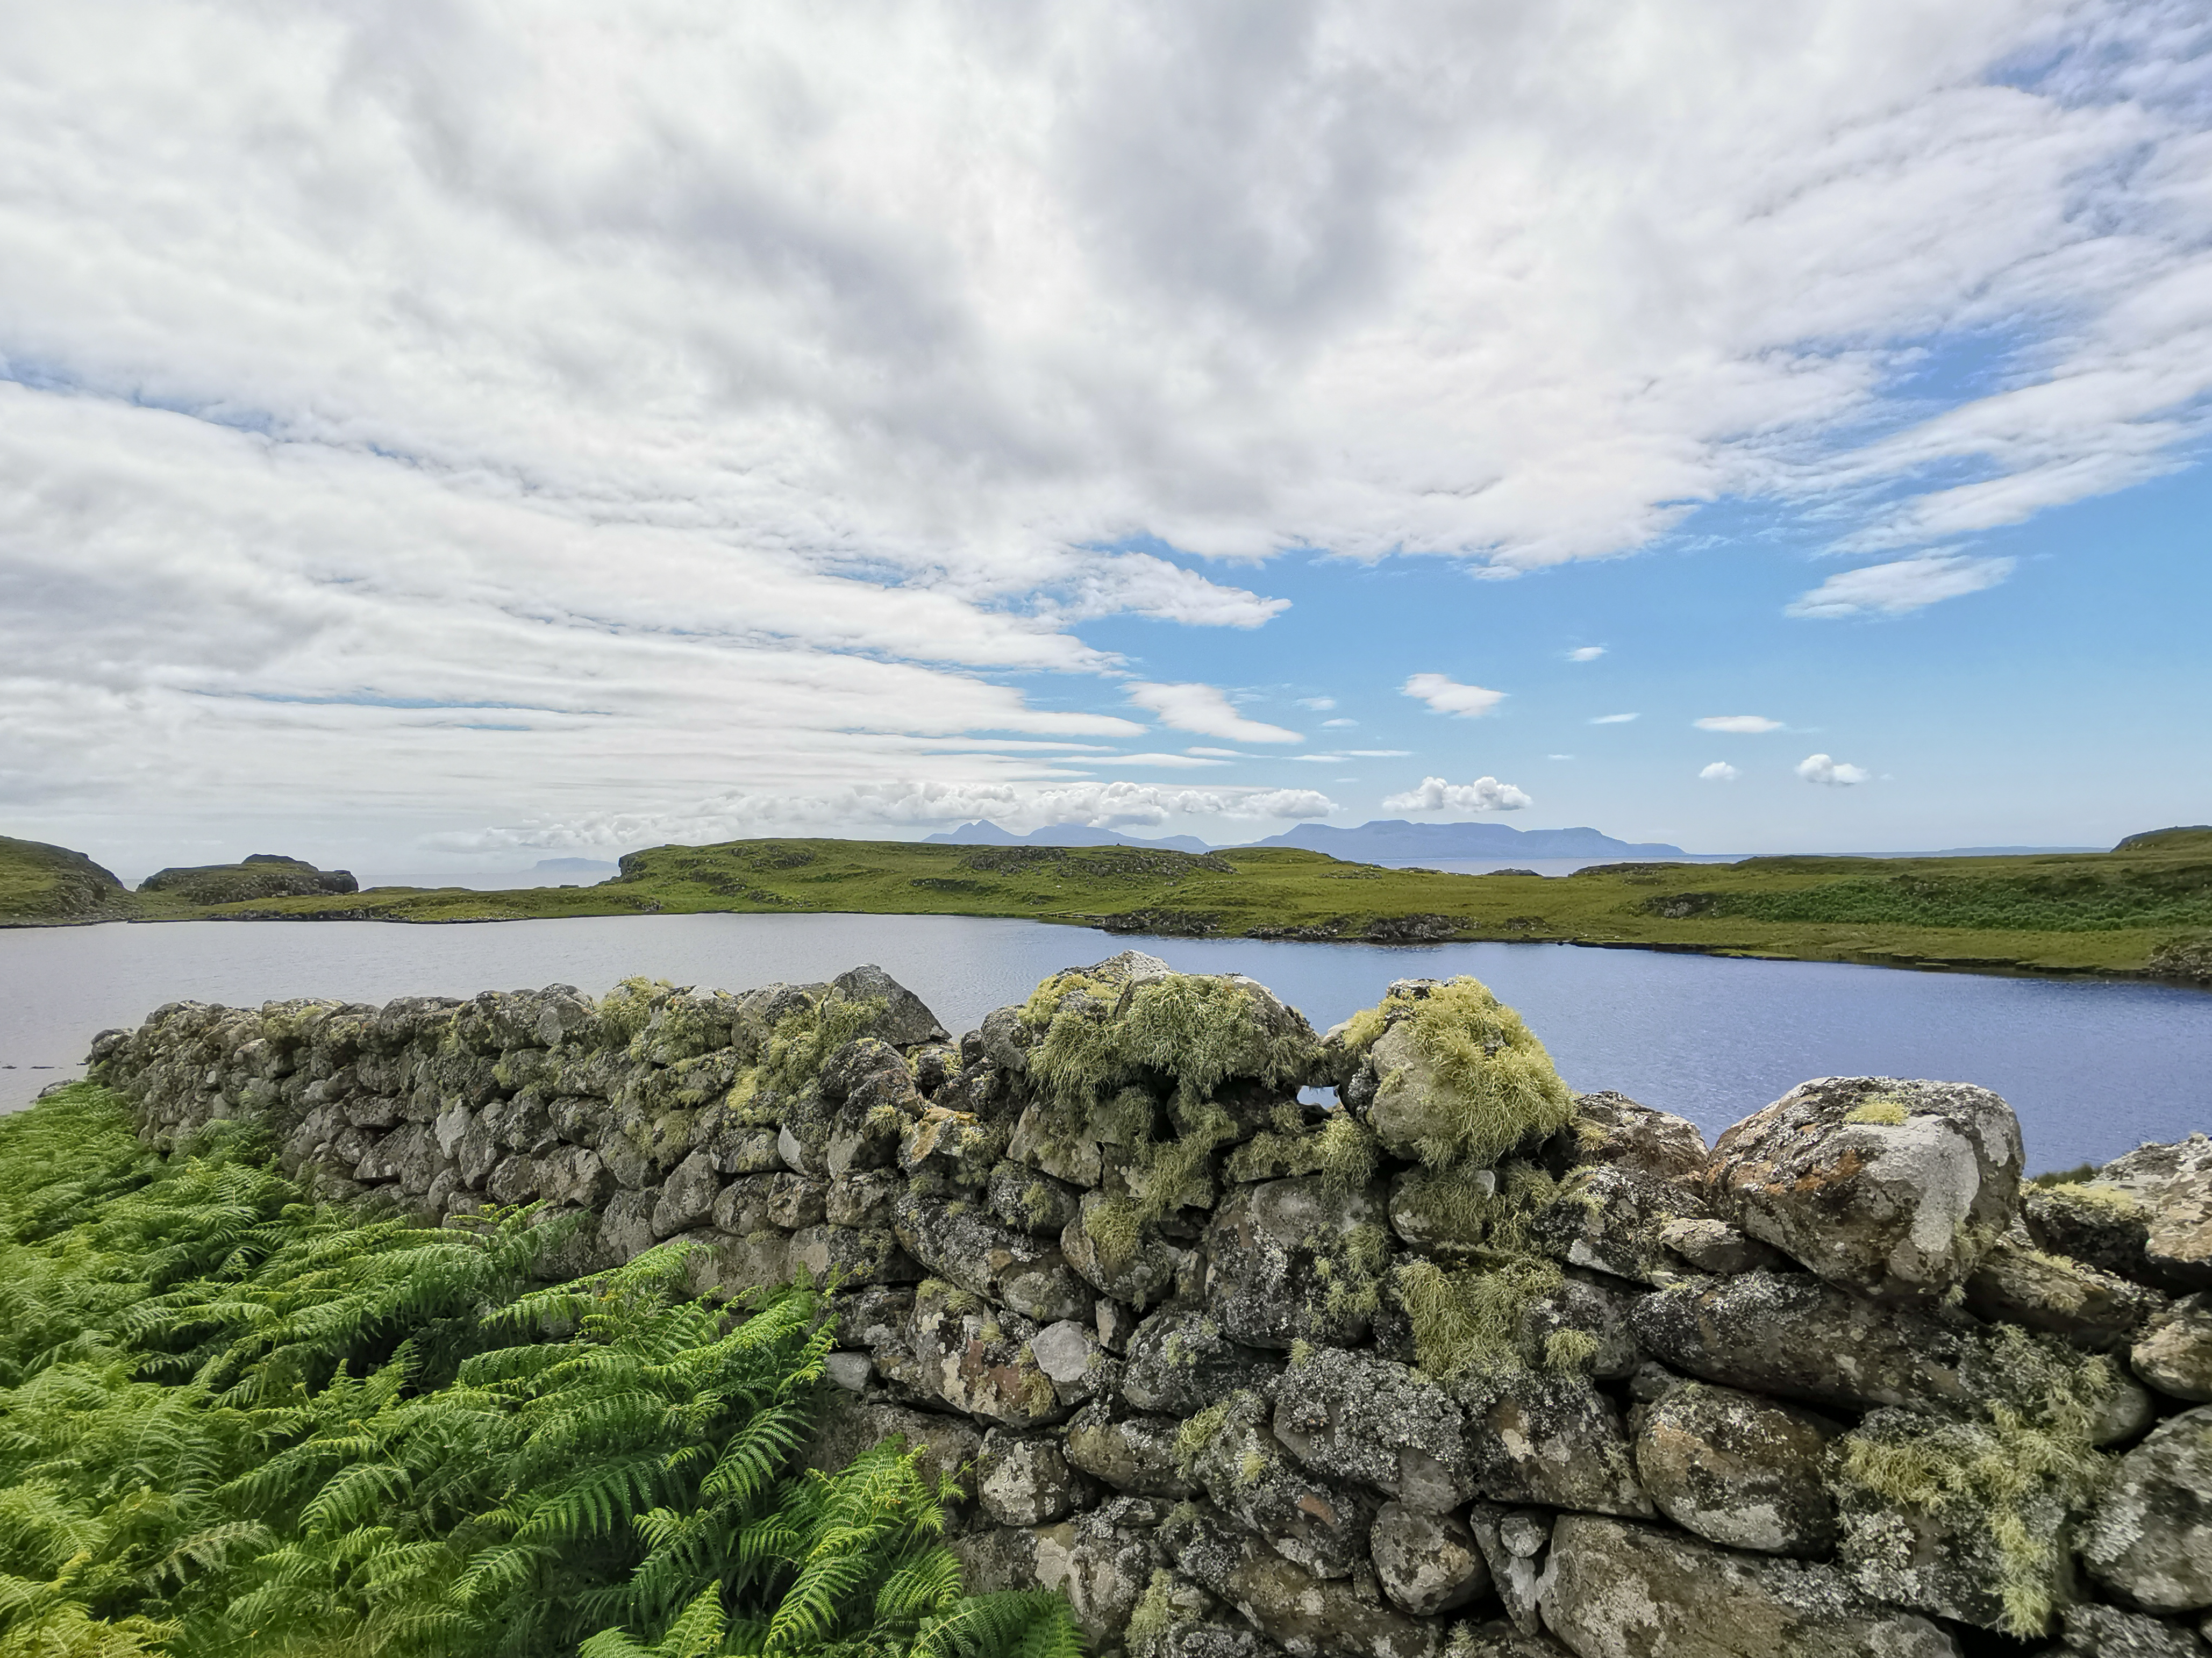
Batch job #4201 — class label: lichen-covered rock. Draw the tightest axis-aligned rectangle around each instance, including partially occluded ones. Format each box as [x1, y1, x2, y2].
[1567, 1091, 1710, 1182]
[598, 1186, 659, 1262]
[1966, 1230, 2168, 1350]
[1630, 1271, 1977, 1413]
[651, 1148, 724, 1237]
[899, 1106, 1008, 1189]
[1029, 1495, 1172, 1646]
[1160, 1504, 1439, 1658]
[1445, 1625, 1575, 1658]
[2132, 1293, 2212, 1402]
[891, 1190, 1093, 1324]
[1459, 1370, 1653, 1518]
[1703, 1076, 2024, 1305]
[1632, 1382, 1839, 1556]
[1010, 1099, 1106, 1188]
[987, 1158, 1081, 1237]
[1541, 1514, 1964, 1658]
[2078, 1137, 2212, 1292]
[1466, 1504, 1551, 1635]
[1518, 1273, 1643, 1380]
[2081, 1405, 2212, 1614]
[787, 1223, 923, 1287]
[1064, 1404, 1198, 1498]
[1835, 1406, 2085, 1634]
[893, 1281, 1065, 1428]
[1383, 1166, 1494, 1261]
[1123, 1311, 1285, 1414]
[2037, 1603, 2206, 1656]
[1128, 1572, 1289, 1658]
[825, 964, 949, 1047]
[1269, 1345, 1474, 1511]
[1203, 1177, 1394, 1349]
[1182, 1390, 1379, 1580]
[1358, 980, 1573, 1167]
[1368, 1503, 1487, 1617]
[1656, 1217, 1789, 1276]
[1062, 1188, 1185, 1309]
[1531, 1164, 1702, 1285]
[975, 1430, 1088, 1526]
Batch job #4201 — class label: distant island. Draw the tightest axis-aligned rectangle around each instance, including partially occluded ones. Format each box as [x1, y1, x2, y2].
[5, 826, 2210, 986]
[926, 817, 1697, 861]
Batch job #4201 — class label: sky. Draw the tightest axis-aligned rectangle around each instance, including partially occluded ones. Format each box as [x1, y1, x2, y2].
[2, 0, 2209, 879]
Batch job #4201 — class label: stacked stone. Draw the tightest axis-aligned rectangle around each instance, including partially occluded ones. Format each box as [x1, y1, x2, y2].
[89, 953, 2212, 1658]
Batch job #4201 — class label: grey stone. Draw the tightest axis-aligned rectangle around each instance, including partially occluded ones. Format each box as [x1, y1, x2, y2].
[1128, 1574, 1287, 1658]
[536, 1144, 612, 1209]
[1064, 1404, 1197, 1498]
[807, 1390, 982, 1513]
[1123, 1310, 1285, 1415]
[1182, 1390, 1378, 1580]
[826, 1168, 900, 1229]
[1096, 1296, 1141, 1354]
[975, 1430, 1087, 1527]
[1460, 1370, 1653, 1518]
[1657, 1217, 1789, 1276]
[893, 1191, 1093, 1324]
[893, 1282, 1063, 1428]
[824, 1351, 873, 1392]
[1269, 1344, 1474, 1510]
[899, 1105, 1009, 1188]
[1203, 1176, 1393, 1350]
[827, 964, 949, 1047]
[1467, 1504, 1550, 1635]
[651, 1148, 723, 1237]
[2081, 1404, 2212, 1613]
[2132, 1293, 2212, 1402]
[1518, 1273, 1643, 1380]
[978, 1003, 1035, 1076]
[1704, 1075, 2024, 1304]
[1062, 1188, 1185, 1309]
[2093, 1135, 2212, 1292]
[987, 1159, 1081, 1237]
[1568, 1090, 1710, 1181]
[1027, 1319, 1097, 1385]
[1633, 1382, 1839, 1556]
[1027, 1496, 1172, 1647]
[1532, 1164, 1703, 1285]
[1630, 1270, 1979, 1413]
[1161, 1503, 1439, 1658]
[1384, 1166, 1494, 1261]
[2041, 1603, 2205, 1656]
[1967, 1230, 2167, 1349]
[786, 1224, 923, 1287]
[1542, 1514, 1963, 1658]
[598, 1187, 659, 1262]
[1369, 1502, 1487, 1617]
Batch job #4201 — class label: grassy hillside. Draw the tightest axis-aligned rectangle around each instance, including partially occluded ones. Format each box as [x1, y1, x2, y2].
[0, 834, 138, 925]
[132, 833, 2212, 982]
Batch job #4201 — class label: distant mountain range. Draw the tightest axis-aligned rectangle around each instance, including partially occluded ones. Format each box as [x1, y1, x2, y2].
[923, 821, 1216, 854]
[924, 818, 1687, 860]
[1248, 820, 1689, 860]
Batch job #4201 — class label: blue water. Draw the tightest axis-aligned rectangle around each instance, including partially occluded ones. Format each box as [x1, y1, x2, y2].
[2, 915, 2207, 1171]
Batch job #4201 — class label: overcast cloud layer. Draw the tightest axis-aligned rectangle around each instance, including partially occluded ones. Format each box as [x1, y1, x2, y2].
[3, 0, 2209, 868]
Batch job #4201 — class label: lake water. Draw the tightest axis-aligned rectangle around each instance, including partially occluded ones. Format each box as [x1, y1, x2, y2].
[2, 915, 2207, 1171]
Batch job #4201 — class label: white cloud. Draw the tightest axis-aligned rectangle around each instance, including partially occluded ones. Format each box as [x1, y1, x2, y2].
[1381, 775, 1532, 812]
[1797, 753, 1872, 786]
[1590, 712, 1639, 725]
[1403, 674, 1507, 719]
[1125, 682, 1303, 744]
[1786, 553, 2017, 618]
[430, 780, 1342, 852]
[1695, 716, 1785, 733]
[1343, 749, 1411, 757]
[1321, 718, 1358, 728]
[1699, 761, 1740, 782]
[1186, 746, 1248, 758]
[1, 0, 2208, 861]
[1548, 753, 1574, 760]
[1567, 647, 1607, 662]
[1295, 696, 1337, 710]
[1114, 752, 1228, 767]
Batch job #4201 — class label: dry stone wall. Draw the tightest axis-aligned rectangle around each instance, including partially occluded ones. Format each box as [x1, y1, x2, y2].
[88, 952, 2212, 1658]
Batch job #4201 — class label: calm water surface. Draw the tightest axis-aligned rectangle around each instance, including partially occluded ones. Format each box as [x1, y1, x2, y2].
[3, 915, 2207, 1170]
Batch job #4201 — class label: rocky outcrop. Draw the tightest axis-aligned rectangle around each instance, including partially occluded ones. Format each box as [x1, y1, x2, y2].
[138, 853, 358, 905]
[87, 958, 2212, 1656]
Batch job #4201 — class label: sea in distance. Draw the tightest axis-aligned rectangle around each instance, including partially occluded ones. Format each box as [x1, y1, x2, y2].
[3, 912, 2207, 1172]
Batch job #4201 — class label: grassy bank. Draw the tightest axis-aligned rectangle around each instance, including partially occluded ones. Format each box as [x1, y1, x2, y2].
[0, 1083, 1076, 1658]
[10, 828, 2212, 984]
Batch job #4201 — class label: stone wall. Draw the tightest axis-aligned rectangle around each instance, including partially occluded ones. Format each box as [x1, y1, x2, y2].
[88, 952, 2212, 1658]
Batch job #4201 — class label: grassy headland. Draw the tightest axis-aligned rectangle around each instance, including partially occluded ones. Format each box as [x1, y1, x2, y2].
[13, 826, 2208, 984]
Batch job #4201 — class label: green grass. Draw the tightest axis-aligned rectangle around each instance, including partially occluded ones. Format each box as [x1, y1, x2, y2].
[9, 831, 2212, 983]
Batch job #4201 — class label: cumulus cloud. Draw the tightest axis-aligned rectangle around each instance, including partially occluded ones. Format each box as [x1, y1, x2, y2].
[1695, 716, 1785, 733]
[1567, 647, 1607, 662]
[1403, 674, 1507, 719]
[1797, 753, 1872, 786]
[1125, 682, 1303, 743]
[3, 0, 2209, 861]
[429, 780, 1341, 852]
[1381, 775, 1532, 812]
[1700, 761, 1740, 781]
[1590, 712, 1639, 724]
[1786, 553, 2017, 618]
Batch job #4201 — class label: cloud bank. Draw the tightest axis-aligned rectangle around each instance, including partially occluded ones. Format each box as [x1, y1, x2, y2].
[1382, 776, 1532, 812]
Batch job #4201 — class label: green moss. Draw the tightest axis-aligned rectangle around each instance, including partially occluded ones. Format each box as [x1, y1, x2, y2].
[1844, 1097, 1909, 1126]
[1371, 978, 1576, 1169]
[1543, 1328, 1602, 1375]
[1083, 1195, 1144, 1271]
[1173, 1398, 1236, 1473]
[1315, 1112, 1377, 1194]
[758, 995, 880, 1096]
[1027, 971, 1314, 1113]
[598, 975, 668, 1049]
[1837, 1326, 2118, 1638]
[2040, 1181, 2144, 1220]
[1125, 1571, 1176, 1658]
[1395, 1253, 1564, 1381]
